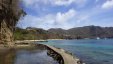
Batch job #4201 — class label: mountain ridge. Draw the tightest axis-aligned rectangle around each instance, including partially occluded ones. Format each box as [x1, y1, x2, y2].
[14, 26, 113, 40]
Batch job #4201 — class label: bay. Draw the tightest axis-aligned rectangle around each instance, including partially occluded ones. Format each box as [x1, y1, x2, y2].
[38, 39, 113, 64]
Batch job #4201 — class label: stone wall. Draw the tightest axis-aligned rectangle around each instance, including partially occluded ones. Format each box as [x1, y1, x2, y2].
[36, 44, 64, 64]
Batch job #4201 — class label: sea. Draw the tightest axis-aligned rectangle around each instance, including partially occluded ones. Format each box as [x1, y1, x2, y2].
[38, 39, 113, 64]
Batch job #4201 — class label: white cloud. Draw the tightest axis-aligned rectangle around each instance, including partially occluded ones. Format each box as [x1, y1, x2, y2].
[53, 0, 75, 6]
[18, 0, 113, 29]
[17, 8, 94, 29]
[17, 9, 76, 29]
[53, 0, 87, 6]
[56, 9, 76, 23]
[22, 0, 87, 6]
[21, 0, 39, 6]
[76, 15, 89, 23]
[95, 0, 99, 2]
[102, 0, 113, 9]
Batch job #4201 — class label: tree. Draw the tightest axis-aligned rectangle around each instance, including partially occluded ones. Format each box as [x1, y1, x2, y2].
[0, 0, 26, 47]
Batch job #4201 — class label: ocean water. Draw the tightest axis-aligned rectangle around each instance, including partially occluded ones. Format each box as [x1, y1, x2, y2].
[14, 49, 59, 64]
[0, 48, 58, 64]
[38, 39, 113, 64]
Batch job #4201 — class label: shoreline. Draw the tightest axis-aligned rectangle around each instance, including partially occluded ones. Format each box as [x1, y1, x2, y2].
[0, 41, 84, 64]
[15, 40, 48, 42]
[15, 39, 64, 42]
[48, 39, 64, 40]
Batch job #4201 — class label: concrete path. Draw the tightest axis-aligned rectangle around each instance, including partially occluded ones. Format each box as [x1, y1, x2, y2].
[46, 45, 83, 64]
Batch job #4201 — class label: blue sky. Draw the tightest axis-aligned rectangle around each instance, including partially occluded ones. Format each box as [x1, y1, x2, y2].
[17, 0, 113, 29]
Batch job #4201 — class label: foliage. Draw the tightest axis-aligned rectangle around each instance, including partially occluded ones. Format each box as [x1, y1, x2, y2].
[14, 26, 113, 40]
[14, 27, 48, 40]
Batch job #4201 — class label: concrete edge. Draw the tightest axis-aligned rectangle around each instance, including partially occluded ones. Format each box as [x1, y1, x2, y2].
[38, 44, 85, 64]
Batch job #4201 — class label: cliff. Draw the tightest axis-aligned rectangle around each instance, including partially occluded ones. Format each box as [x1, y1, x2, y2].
[0, 0, 25, 47]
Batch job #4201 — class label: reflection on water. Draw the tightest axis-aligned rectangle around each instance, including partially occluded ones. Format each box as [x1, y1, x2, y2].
[38, 39, 113, 64]
[0, 49, 16, 64]
[14, 49, 58, 64]
[0, 48, 59, 64]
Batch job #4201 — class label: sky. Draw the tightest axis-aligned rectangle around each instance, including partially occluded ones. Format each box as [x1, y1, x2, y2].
[17, 0, 113, 29]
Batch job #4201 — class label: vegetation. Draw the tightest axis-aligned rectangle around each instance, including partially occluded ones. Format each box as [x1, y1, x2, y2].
[14, 27, 48, 40]
[14, 26, 113, 40]
[0, 0, 25, 46]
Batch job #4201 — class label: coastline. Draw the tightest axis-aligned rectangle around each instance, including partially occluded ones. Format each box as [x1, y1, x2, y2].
[15, 39, 64, 42]
[0, 40, 84, 64]
[48, 39, 64, 40]
[14, 39, 64, 45]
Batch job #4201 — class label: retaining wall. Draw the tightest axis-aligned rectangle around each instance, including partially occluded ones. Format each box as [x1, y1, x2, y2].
[36, 44, 84, 64]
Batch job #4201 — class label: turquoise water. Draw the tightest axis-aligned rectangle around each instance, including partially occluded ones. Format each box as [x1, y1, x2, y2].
[38, 39, 113, 64]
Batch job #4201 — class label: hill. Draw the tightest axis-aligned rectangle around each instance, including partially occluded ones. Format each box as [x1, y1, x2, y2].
[14, 26, 113, 40]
